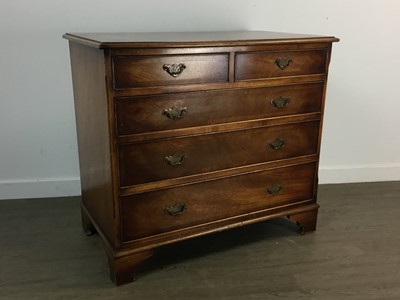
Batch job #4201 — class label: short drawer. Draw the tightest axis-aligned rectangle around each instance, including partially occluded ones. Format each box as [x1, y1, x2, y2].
[235, 49, 327, 81]
[112, 54, 229, 89]
[118, 121, 319, 187]
[115, 82, 324, 136]
[121, 162, 316, 241]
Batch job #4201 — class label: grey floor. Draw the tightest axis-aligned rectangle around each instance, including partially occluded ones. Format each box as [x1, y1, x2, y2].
[1, 182, 400, 300]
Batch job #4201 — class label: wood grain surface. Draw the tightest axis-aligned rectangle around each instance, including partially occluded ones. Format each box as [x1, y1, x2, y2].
[115, 82, 324, 136]
[64, 31, 338, 285]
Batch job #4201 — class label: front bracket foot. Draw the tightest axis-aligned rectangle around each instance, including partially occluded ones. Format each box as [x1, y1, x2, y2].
[107, 249, 155, 286]
[287, 206, 319, 235]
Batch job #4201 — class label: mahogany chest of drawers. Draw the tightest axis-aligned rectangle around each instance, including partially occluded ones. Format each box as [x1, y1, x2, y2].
[64, 31, 338, 285]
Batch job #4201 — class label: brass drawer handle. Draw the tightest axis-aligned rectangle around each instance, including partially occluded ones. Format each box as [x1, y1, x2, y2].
[269, 138, 286, 150]
[164, 153, 186, 166]
[165, 202, 187, 216]
[267, 184, 283, 195]
[271, 96, 290, 109]
[163, 63, 186, 77]
[162, 106, 187, 119]
[275, 58, 292, 70]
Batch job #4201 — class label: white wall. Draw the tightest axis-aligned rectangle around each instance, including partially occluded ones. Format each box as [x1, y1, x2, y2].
[1, 0, 399, 199]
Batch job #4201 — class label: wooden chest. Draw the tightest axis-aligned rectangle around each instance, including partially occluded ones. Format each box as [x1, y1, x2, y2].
[64, 31, 338, 285]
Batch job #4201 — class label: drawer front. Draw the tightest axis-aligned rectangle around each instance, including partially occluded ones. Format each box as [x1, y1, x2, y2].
[121, 162, 316, 241]
[113, 54, 229, 89]
[116, 82, 324, 136]
[235, 49, 327, 81]
[118, 121, 319, 187]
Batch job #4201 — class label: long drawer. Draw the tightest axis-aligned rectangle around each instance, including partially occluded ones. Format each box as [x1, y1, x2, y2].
[121, 162, 316, 241]
[112, 54, 229, 89]
[115, 82, 324, 136]
[235, 49, 327, 81]
[118, 121, 319, 187]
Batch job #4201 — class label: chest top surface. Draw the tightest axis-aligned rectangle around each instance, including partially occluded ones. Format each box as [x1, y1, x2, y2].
[63, 31, 339, 49]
